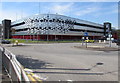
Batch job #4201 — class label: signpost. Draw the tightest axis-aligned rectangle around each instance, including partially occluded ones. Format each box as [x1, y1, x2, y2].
[84, 32, 88, 37]
[82, 37, 84, 46]
[108, 34, 112, 47]
[104, 22, 112, 47]
[84, 32, 88, 48]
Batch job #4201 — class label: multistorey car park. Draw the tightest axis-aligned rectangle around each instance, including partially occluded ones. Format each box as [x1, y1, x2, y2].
[1, 14, 114, 40]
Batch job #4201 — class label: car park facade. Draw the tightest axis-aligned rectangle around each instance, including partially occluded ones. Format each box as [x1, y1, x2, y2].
[1, 14, 112, 40]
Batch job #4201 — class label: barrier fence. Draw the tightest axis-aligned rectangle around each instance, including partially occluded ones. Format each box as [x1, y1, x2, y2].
[0, 46, 30, 83]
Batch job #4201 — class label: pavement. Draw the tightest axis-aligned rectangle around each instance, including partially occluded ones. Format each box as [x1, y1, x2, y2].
[0, 48, 11, 83]
[2, 42, 118, 81]
[1, 67, 12, 82]
[75, 43, 119, 51]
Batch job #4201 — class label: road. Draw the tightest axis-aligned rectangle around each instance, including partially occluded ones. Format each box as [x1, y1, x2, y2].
[3, 43, 118, 81]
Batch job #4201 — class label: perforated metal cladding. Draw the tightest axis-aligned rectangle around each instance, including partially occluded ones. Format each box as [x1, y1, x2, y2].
[11, 14, 104, 36]
[23, 14, 75, 35]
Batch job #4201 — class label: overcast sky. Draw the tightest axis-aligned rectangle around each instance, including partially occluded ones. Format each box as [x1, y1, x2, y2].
[0, 1, 119, 29]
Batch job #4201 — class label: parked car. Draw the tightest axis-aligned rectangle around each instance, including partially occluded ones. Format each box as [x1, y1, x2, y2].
[1, 40, 11, 44]
[84, 40, 95, 43]
[112, 39, 118, 43]
[116, 39, 120, 46]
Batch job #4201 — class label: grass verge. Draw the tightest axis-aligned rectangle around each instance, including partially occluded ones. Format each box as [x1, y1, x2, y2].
[6, 39, 82, 43]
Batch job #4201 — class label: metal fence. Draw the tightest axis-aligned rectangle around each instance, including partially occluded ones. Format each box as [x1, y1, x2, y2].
[0, 46, 30, 82]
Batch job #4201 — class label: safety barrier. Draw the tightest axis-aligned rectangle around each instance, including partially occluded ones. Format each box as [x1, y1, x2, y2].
[0, 46, 30, 82]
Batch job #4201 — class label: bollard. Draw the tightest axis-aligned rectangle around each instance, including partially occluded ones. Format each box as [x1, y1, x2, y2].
[99, 40, 101, 43]
[15, 40, 18, 45]
[104, 40, 106, 43]
[85, 41, 87, 48]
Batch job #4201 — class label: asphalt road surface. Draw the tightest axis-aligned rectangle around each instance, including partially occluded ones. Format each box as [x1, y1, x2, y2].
[3, 43, 118, 81]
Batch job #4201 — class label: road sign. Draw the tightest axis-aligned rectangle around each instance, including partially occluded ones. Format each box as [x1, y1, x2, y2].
[86, 37, 89, 40]
[107, 38, 114, 40]
[82, 37, 85, 39]
[108, 34, 112, 37]
[84, 32, 88, 36]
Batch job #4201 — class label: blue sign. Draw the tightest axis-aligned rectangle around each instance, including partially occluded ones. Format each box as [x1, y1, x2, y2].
[84, 32, 88, 36]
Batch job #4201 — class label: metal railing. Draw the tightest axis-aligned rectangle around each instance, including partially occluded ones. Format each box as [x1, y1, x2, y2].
[0, 46, 30, 82]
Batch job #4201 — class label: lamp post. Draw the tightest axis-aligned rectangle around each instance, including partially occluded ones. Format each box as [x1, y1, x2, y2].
[30, 21, 32, 40]
[23, 28, 24, 39]
[47, 14, 49, 41]
[37, 21, 39, 41]
[55, 33, 56, 41]
[84, 30, 88, 48]
[37, 29, 39, 41]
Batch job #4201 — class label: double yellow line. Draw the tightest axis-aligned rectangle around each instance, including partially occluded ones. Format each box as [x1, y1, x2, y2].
[26, 72, 42, 83]
[22, 66, 42, 83]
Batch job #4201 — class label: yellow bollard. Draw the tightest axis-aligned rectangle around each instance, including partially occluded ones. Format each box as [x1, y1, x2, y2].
[15, 40, 18, 45]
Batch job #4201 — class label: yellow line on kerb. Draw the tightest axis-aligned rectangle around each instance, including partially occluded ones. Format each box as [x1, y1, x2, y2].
[30, 72, 42, 83]
[22, 66, 42, 83]
[27, 72, 42, 83]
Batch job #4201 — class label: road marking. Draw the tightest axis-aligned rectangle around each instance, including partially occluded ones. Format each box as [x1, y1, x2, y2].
[27, 74, 36, 81]
[67, 79, 73, 82]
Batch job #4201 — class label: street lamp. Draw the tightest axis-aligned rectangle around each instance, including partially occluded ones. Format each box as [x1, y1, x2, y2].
[47, 14, 49, 41]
